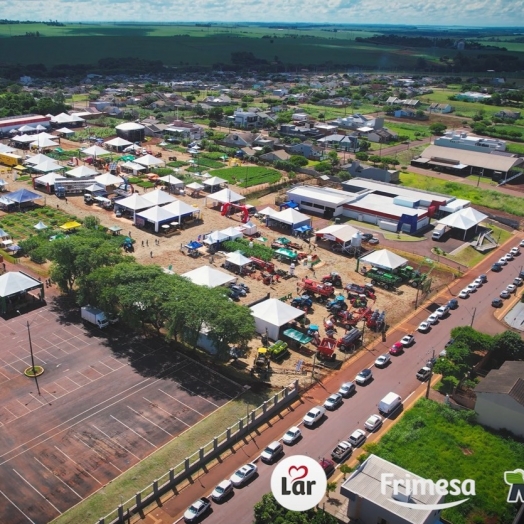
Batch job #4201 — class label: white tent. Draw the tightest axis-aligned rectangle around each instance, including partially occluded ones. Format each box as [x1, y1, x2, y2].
[35, 125, 47, 132]
[226, 250, 252, 267]
[135, 154, 164, 168]
[135, 205, 179, 232]
[236, 220, 257, 236]
[359, 249, 408, 271]
[0, 143, 15, 153]
[186, 181, 204, 191]
[160, 175, 184, 188]
[25, 153, 53, 165]
[12, 134, 36, 143]
[34, 221, 48, 230]
[18, 125, 35, 133]
[258, 206, 277, 217]
[32, 159, 63, 173]
[56, 127, 75, 135]
[316, 224, 361, 244]
[250, 298, 304, 341]
[162, 200, 199, 223]
[94, 172, 123, 186]
[81, 145, 110, 157]
[142, 188, 176, 206]
[220, 226, 243, 240]
[34, 132, 57, 140]
[120, 161, 146, 172]
[84, 183, 106, 193]
[115, 193, 154, 211]
[51, 112, 84, 124]
[105, 137, 133, 148]
[0, 271, 43, 298]
[182, 266, 236, 288]
[123, 144, 142, 153]
[202, 176, 227, 188]
[438, 207, 488, 230]
[271, 208, 311, 227]
[31, 137, 57, 149]
[34, 173, 67, 186]
[204, 230, 229, 245]
[207, 187, 245, 204]
[66, 165, 98, 178]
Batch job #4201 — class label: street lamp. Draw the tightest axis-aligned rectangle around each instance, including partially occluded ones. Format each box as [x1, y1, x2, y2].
[17, 311, 41, 396]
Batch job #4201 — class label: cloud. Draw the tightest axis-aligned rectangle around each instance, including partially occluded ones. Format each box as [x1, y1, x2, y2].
[1, 0, 524, 25]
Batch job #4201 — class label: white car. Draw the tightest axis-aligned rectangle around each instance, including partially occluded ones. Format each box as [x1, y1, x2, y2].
[184, 497, 211, 522]
[418, 321, 430, 332]
[435, 305, 449, 318]
[355, 368, 373, 385]
[347, 429, 367, 447]
[498, 257, 508, 266]
[338, 382, 356, 397]
[230, 463, 257, 487]
[324, 393, 343, 411]
[466, 283, 478, 293]
[364, 414, 383, 432]
[283, 426, 302, 445]
[211, 480, 234, 502]
[506, 284, 517, 293]
[520, 239, 524, 247]
[473, 278, 484, 287]
[500, 290, 511, 299]
[427, 313, 439, 325]
[400, 334, 415, 346]
[375, 354, 391, 368]
[510, 247, 520, 256]
[303, 406, 326, 427]
[458, 289, 470, 299]
[505, 253, 514, 261]
[514, 277, 523, 287]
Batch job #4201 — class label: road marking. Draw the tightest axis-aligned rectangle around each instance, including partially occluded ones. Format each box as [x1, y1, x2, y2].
[110, 415, 157, 447]
[54, 446, 103, 486]
[13, 468, 62, 514]
[126, 405, 173, 436]
[0, 489, 36, 524]
[98, 360, 116, 371]
[177, 370, 235, 398]
[158, 389, 204, 416]
[28, 393, 45, 406]
[33, 457, 82, 499]
[91, 424, 141, 461]
[142, 396, 183, 421]
[40, 388, 57, 400]
[176, 385, 220, 408]
[75, 435, 122, 473]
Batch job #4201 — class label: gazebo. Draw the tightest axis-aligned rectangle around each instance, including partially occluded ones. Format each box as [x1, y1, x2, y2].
[105, 137, 133, 151]
[437, 207, 488, 240]
[94, 172, 123, 187]
[162, 200, 200, 226]
[204, 230, 229, 246]
[114, 194, 154, 219]
[81, 145, 110, 158]
[358, 249, 408, 272]
[0, 271, 45, 315]
[135, 154, 164, 168]
[250, 298, 305, 341]
[142, 188, 176, 206]
[66, 165, 98, 179]
[202, 176, 227, 193]
[135, 206, 179, 233]
[32, 159, 63, 173]
[25, 153, 53, 165]
[181, 266, 236, 288]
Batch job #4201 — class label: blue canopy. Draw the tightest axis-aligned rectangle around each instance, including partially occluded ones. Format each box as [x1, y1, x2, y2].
[4, 188, 42, 204]
[186, 241, 203, 250]
[280, 200, 299, 210]
[294, 225, 312, 233]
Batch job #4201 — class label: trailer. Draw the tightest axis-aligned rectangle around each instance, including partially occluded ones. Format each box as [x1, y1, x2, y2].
[250, 257, 275, 274]
[345, 283, 376, 300]
[362, 268, 402, 290]
[317, 337, 337, 360]
[55, 178, 98, 196]
[0, 152, 22, 167]
[336, 328, 363, 351]
[299, 278, 335, 302]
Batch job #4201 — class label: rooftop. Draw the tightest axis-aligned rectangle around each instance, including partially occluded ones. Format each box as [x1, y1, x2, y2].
[345, 193, 428, 219]
[475, 361, 524, 407]
[287, 185, 354, 206]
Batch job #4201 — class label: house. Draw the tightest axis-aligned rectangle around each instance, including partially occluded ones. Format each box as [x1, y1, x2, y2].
[332, 114, 384, 132]
[339, 454, 444, 524]
[456, 91, 492, 102]
[286, 141, 325, 160]
[394, 109, 416, 118]
[346, 160, 400, 183]
[434, 132, 506, 153]
[292, 113, 310, 122]
[386, 97, 420, 108]
[495, 110, 521, 120]
[429, 103, 453, 114]
[314, 123, 339, 135]
[233, 110, 260, 128]
[202, 94, 231, 106]
[317, 134, 359, 152]
[360, 127, 398, 143]
[220, 132, 256, 148]
[165, 120, 204, 140]
[260, 150, 291, 163]
[474, 361, 524, 437]
[272, 88, 288, 97]
[252, 134, 275, 149]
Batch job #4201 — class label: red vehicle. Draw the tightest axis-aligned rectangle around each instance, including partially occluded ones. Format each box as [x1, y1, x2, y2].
[389, 342, 404, 355]
[317, 338, 337, 360]
[345, 283, 376, 300]
[249, 257, 275, 273]
[299, 278, 335, 301]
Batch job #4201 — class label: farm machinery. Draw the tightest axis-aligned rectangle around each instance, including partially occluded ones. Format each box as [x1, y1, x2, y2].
[329, 306, 373, 330]
[271, 237, 303, 251]
[397, 266, 428, 288]
[291, 295, 313, 312]
[361, 267, 402, 290]
[315, 337, 338, 361]
[321, 272, 343, 287]
[366, 309, 386, 331]
[336, 327, 363, 352]
[345, 283, 376, 300]
[254, 340, 290, 370]
[299, 278, 335, 302]
[250, 257, 275, 273]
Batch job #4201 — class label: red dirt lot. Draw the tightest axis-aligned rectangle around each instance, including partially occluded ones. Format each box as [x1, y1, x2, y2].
[0, 300, 243, 524]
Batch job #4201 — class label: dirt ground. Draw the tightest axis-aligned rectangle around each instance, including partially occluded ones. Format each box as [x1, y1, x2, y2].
[2, 139, 454, 389]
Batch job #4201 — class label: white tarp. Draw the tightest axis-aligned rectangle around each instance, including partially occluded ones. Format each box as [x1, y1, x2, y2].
[32, 160, 63, 173]
[67, 165, 98, 178]
[160, 175, 184, 187]
[316, 224, 361, 244]
[115, 193, 154, 211]
[12, 134, 36, 143]
[258, 207, 277, 217]
[226, 250, 252, 266]
[94, 172, 123, 186]
[359, 249, 408, 271]
[25, 153, 53, 165]
[204, 230, 229, 245]
[30, 137, 57, 149]
[162, 200, 199, 222]
[203, 176, 227, 187]
[250, 298, 304, 341]
[182, 266, 236, 288]
[120, 161, 146, 172]
[142, 188, 176, 206]
[105, 137, 133, 148]
[34, 173, 67, 186]
[81, 145, 110, 157]
[220, 226, 243, 240]
[56, 127, 75, 135]
[186, 181, 204, 190]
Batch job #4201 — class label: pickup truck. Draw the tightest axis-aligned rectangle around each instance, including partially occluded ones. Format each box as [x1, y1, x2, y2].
[416, 367, 432, 381]
[184, 497, 211, 522]
[331, 441, 352, 462]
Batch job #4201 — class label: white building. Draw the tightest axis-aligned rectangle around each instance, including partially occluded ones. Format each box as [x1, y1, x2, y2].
[434, 132, 506, 153]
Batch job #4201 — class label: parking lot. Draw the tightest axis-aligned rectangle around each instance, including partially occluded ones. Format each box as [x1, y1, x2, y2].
[0, 301, 243, 524]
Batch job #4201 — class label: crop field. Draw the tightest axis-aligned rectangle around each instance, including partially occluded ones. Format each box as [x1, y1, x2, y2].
[210, 166, 281, 187]
[385, 121, 431, 140]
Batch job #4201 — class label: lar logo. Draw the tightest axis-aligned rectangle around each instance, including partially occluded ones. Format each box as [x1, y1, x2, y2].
[505, 469, 524, 503]
[270, 455, 328, 511]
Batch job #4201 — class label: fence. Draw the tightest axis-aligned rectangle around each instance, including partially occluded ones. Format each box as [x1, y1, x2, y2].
[96, 380, 300, 524]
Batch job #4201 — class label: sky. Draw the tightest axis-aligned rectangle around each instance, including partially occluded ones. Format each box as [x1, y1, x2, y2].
[1, 0, 524, 26]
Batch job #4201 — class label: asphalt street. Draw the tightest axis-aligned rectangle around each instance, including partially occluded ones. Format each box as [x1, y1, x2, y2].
[145, 234, 524, 524]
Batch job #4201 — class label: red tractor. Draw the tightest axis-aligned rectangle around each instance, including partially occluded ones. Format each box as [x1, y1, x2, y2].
[299, 278, 335, 302]
[321, 272, 343, 287]
[250, 257, 275, 274]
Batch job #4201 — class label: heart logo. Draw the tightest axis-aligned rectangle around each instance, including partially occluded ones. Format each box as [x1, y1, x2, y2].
[288, 465, 308, 482]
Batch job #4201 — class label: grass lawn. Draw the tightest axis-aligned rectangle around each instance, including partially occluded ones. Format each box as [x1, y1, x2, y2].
[210, 166, 282, 188]
[52, 389, 272, 524]
[465, 175, 497, 186]
[384, 121, 431, 140]
[166, 161, 189, 168]
[194, 157, 226, 169]
[444, 246, 486, 268]
[365, 399, 524, 524]
[506, 142, 524, 155]
[400, 172, 524, 217]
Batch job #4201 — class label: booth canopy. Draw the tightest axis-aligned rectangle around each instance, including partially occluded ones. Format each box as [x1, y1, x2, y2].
[186, 181, 204, 191]
[56, 127, 75, 135]
[34, 173, 67, 186]
[0, 143, 15, 153]
[12, 134, 35, 143]
[34, 221, 48, 230]
[316, 224, 361, 244]
[271, 208, 311, 226]
[207, 188, 245, 204]
[94, 172, 123, 186]
[160, 175, 184, 187]
[81, 145, 110, 157]
[60, 221, 82, 230]
[67, 165, 97, 178]
[204, 230, 229, 245]
[0, 271, 43, 298]
[226, 251, 252, 266]
[135, 154, 164, 167]
[120, 161, 146, 172]
[203, 176, 227, 187]
[4, 188, 42, 204]
[31, 137, 57, 149]
[438, 207, 488, 230]
[220, 226, 243, 240]
[182, 266, 236, 288]
[250, 298, 304, 341]
[105, 137, 133, 148]
[359, 249, 408, 271]
[115, 193, 154, 211]
[136, 205, 178, 228]
[142, 188, 176, 206]
[33, 159, 63, 173]
[163, 200, 199, 220]
[258, 207, 277, 217]
[25, 153, 53, 165]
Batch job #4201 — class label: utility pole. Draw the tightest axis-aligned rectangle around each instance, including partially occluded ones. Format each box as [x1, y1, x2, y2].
[470, 307, 476, 327]
[26, 320, 41, 396]
[426, 349, 435, 399]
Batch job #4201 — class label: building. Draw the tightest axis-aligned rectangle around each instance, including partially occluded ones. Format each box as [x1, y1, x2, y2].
[286, 141, 324, 160]
[412, 144, 523, 181]
[340, 454, 444, 524]
[115, 122, 145, 143]
[316, 134, 359, 152]
[260, 150, 291, 163]
[346, 160, 400, 183]
[233, 110, 259, 128]
[429, 103, 453, 114]
[285, 185, 354, 219]
[474, 361, 524, 438]
[332, 114, 383, 131]
[434, 132, 506, 153]
[0, 114, 51, 135]
[164, 120, 203, 141]
[495, 110, 521, 120]
[455, 92, 492, 102]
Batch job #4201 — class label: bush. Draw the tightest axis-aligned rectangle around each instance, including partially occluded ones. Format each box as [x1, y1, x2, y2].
[222, 239, 274, 261]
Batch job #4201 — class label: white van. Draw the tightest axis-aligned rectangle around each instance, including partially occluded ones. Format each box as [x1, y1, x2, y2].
[432, 224, 448, 240]
[260, 441, 283, 463]
[378, 392, 402, 415]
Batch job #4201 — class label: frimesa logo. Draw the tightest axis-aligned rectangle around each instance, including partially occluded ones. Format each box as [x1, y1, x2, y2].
[270, 455, 328, 511]
[381, 473, 476, 510]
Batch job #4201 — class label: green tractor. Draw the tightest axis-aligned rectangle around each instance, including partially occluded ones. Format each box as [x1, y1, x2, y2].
[364, 268, 402, 290]
[398, 266, 427, 288]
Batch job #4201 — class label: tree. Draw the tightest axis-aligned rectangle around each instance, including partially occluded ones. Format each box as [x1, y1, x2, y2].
[289, 155, 308, 167]
[491, 331, 524, 364]
[83, 215, 100, 230]
[327, 150, 340, 167]
[208, 107, 223, 121]
[450, 326, 493, 352]
[429, 122, 447, 135]
[339, 463, 352, 479]
[355, 152, 369, 161]
[369, 155, 381, 166]
[208, 120, 217, 128]
[326, 481, 338, 500]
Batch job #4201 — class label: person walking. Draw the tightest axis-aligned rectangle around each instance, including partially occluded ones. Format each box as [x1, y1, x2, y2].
[150, 251, 153, 258]
[289, 262, 295, 277]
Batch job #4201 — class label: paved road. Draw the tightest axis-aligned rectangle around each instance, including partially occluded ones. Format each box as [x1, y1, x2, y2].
[145, 235, 523, 524]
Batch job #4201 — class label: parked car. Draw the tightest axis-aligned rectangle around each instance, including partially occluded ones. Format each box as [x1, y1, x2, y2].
[427, 313, 440, 325]
[435, 305, 449, 318]
[466, 283, 478, 293]
[319, 458, 335, 477]
[473, 278, 484, 288]
[184, 497, 211, 522]
[364, 414, 383, 432]
[478, 274, 488, 283]
[261, 441, 284, 464]
[514, 277, 523, 287]
[492, 298, 503, 308]
[447, 298, 459, 309]
[510, 247, 520, 256]
[368, 237, 380, 245]
[375, 354, 391, 367]
[211, 480, 233, 502]
[416, 367, 432, 381]
[348, 429, 367, 447]
[324, 393, 343, 411]
[400, 334, 415, 346]
[360, 233, 374, 242]
[507, 284, 517, 293]
[338, 381, 356, 398]
[230, 463, 257, 487]
[458, 289, 470, 299]
[418, 321, 430, 332]
[505, 253, 514, 261]
[498, 257, 508, 266]
[303, 406, 326, 427]
[491, 263, 503, 272]
[500, 290, 511, 299]
[283, 426, 302, 445]
[520, 239, 524, 247]
[389, 343, 404, 356]
[355, 368, 373, 385]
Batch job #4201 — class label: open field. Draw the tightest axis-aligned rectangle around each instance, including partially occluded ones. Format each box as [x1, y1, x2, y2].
[209, 166, 282, 187]
[385, 121, 431, 140]
[368, 398, 524, 524]
[400, 172, 524, 217]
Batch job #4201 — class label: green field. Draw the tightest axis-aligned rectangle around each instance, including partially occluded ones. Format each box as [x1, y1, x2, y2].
[400, 172, 524, 217]
[367, 399, 524, 524]
[210, 166, 281, 187]
[385, 121, 431, 140]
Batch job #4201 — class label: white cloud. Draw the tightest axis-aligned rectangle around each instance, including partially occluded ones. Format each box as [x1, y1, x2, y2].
[1, 0, 523, 25]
